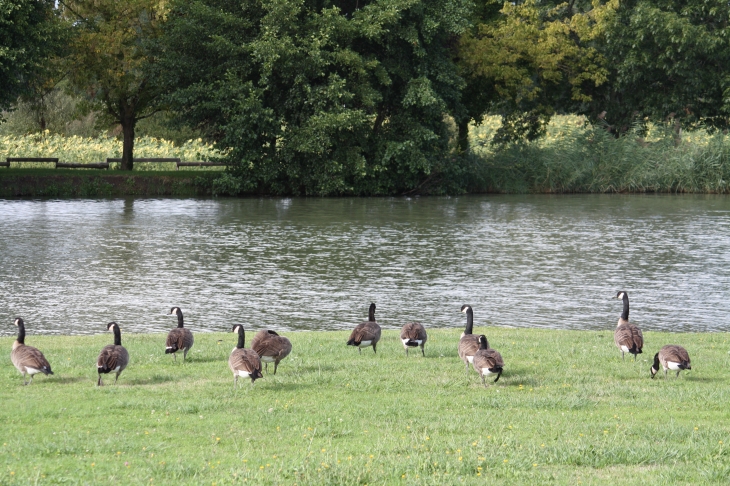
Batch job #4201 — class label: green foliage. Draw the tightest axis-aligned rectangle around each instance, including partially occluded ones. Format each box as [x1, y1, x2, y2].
[1, 329, 730, 483]
[156, 0, 472, 195]
[0, 0, 69, 113]
[595, 0, 730, 133]
[458, 0, 617, 143]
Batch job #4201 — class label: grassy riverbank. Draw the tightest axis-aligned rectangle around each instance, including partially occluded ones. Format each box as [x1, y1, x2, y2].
[2, 328, 729, 484]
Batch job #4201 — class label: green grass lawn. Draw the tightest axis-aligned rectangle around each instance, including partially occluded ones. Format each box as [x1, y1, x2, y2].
[1, 327, 729, 485]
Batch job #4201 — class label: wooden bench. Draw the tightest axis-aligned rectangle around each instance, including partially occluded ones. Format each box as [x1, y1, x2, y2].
[106, 157, 180, 165]
[56, 162, 110, 169]
[176, 161, 227, 170]
[5, 157, 59, 167]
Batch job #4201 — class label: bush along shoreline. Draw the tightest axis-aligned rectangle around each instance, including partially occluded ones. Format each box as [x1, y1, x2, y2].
[6, 117, 730, 196]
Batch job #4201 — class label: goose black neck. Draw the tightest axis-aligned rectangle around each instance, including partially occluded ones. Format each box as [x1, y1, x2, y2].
[621, 295, 629, 321]
[479, 337, 488, 350]
[368, 304, 376, 322]
[464, 309, 474, 335]
[113, 326, 122, 346]
[237, 327, 246, 349]
[177, 313, 184, 328]
[16, 322, 25, 344]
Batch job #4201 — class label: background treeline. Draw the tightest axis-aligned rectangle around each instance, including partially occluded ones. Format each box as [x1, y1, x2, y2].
[3, 0, 730, 195]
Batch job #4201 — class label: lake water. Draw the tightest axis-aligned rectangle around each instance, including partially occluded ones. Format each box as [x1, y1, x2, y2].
[1, 195, 729, 336]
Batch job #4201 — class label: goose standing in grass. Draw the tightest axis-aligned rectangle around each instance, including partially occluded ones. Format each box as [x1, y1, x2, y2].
[614, 291, 644, 361]
[166, 307, 194, 362]
[97, 322, 129, 386]
[651, 345, 691, 379]
[472, 335, 504, 386]
[347, 303, 381, 354]
[11, 318, 53, 385]
[229, 325, 263, 387]
[251, 329, 292, 374]
[400, 322, 427, 356]
[458, 305, 482, 371]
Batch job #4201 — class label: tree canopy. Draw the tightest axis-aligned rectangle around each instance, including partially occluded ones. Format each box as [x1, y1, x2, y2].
[0, 0, 69, 114]
[155, 0, 472, 195]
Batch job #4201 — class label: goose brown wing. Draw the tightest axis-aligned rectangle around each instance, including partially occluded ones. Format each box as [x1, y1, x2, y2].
[473, 348, 504, 370]
[458, 335, 481, 360]
[229, 348, 262, 374]
[615, 323, 642, 351]
[250, 330, 270, 352]
[401, 323, 426, 341]
[12, 345, 53, 374]
[253, 335, 292, 359]
[97, 344, 126, 371]
[350, 321, 381, 343]
[662, 345, 690, 364]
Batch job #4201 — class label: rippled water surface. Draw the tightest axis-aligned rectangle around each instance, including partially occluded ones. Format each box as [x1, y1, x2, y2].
[1, 195, 729, 336]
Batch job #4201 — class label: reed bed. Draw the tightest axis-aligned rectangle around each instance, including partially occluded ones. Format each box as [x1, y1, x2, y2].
[470, 116, 730, 194]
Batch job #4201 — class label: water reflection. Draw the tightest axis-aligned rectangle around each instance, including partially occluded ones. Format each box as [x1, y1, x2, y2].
[0, 195, 729, 336]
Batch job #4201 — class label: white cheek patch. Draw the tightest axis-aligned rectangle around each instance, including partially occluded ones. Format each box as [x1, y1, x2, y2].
[666, 361, 682, 370]
[618, 293, 625, 299]
[359, 340, 372, 347]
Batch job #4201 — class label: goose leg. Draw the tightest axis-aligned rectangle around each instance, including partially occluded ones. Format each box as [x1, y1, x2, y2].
[173, 352, 177, 362]
[98, 375, 103, 387]
[405, 348, 409, 357]
[621, 351, 625, 361]
[183, 349, 188, 362]
[358, 347, 361, 355]
[421, 346, 425, 357]
[373, 343, 377, 354]
[481, 375, 486, 388]
[114, 372, 120, 384]
[634, 353, 637, 362]
[234, 375, 238, 389]
[265, 362, 269, 373]
[274, 360, 279, 375]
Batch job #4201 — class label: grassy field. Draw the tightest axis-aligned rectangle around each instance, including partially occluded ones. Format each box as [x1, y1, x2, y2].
[2, 327, 729, 485]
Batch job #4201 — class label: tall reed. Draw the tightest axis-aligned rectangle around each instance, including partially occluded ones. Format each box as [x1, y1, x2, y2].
[471, 117, 730, 193]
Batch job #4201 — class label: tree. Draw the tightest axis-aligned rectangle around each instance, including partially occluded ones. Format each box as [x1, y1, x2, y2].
[63, 0, 166, 170]
[594, 0, 730, 135]
[0, 0, 69, 116]
[156, 0, 472, 195]
[458, 0, 617, 143]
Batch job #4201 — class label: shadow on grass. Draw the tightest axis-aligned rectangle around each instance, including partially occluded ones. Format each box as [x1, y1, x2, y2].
[47, 376, 90, 385]
[128, 374, 176, 386]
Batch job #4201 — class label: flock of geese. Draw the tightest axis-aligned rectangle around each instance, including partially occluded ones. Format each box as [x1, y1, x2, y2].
[9, 291, 692, 387]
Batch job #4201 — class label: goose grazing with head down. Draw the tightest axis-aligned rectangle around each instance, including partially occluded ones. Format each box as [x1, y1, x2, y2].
[251, 329, 292, 374]
[229, 325, 263, 387]
[400, 322, 427, 357]
[651, 345, 691, 379]
[472, 335, 504, 386]
[11, 318, 53, 385]
[166, 307, 194, 362]
[614, 291, 644, 361]
[347, 303, 381, 354]
[458, 305, 482, 372]
[97, 322, 129, 386]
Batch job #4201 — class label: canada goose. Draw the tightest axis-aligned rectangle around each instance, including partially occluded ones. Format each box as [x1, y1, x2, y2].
[229, 325, 263, 387]
[472, 335, 504, 386]
[11, 318, 53, 385]
[166, 307, 194, 362]
[400, 322, 427, 356]
[97, 322, 129, 386]
[651, 345, 691, 379]
[458, 305, 482, 371]
[346, 303, 381, 354]
[251, 329, 292, 374]
[614, 291, 644, 361]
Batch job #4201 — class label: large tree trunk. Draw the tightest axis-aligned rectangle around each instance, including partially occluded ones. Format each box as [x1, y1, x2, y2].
[457, 117, 470, 153]
[120, 113, 136, 171]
